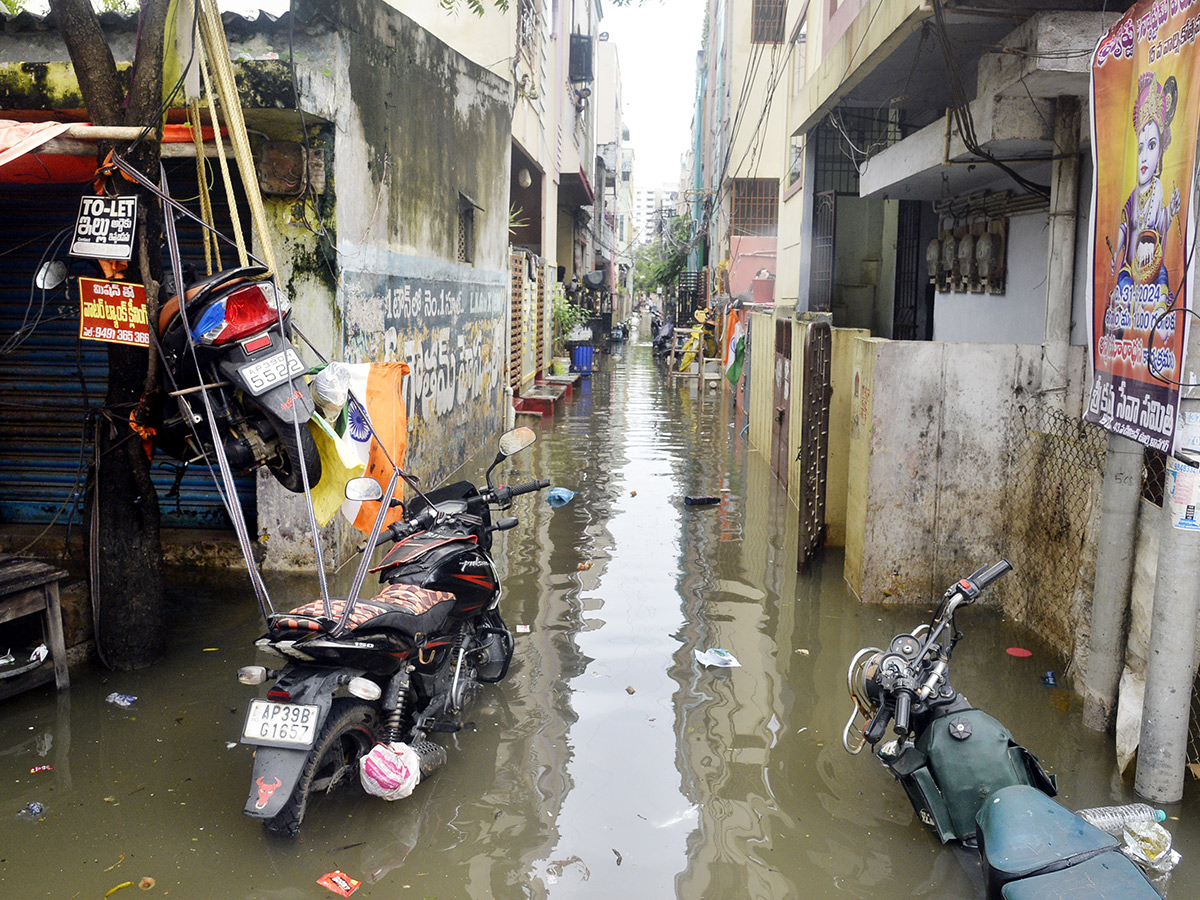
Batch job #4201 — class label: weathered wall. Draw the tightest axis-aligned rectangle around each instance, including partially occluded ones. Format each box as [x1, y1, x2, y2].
[844, 338, 1088, 604]
[259, 0, 512, 567]
[933, 211, 1050, 344]
[747, 311, 775, 454]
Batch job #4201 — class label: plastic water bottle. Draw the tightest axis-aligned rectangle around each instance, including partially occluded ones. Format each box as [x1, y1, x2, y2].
[1076, 803, 1166, 835]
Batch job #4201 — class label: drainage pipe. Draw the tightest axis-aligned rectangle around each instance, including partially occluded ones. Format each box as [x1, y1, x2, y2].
[1082, 433, 1143, 731]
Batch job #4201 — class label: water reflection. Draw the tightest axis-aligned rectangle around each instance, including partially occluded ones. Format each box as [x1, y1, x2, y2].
[0, 334, 1195, 899]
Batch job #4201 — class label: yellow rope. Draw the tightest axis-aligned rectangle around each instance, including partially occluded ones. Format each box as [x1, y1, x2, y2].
[197, 41, 249, 269]
[188, 99, 220, 274]
[197, 0, 276, 275]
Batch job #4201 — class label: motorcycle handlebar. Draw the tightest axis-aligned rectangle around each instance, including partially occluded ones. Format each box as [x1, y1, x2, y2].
[965, 559, 1012, 593]
[508, 479, 551, 497]
[893, 691, 913, 737]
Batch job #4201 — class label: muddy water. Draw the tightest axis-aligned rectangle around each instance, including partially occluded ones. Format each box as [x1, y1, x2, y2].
[1, 329, 1197, 899]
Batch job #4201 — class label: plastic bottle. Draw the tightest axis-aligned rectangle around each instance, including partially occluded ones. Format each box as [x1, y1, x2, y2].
[1076, 803, 1166, 835]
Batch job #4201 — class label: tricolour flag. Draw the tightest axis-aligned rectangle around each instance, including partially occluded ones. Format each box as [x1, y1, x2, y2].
[723, 311, 746, 387]
[307, 415, 366, 527]
[337, 362, 411, 533]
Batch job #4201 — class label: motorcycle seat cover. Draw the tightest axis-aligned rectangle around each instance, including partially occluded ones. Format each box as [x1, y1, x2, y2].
[274, 584, 455, 637]
[977, 785, 1120, 899]
[998, 850, 1159, 900]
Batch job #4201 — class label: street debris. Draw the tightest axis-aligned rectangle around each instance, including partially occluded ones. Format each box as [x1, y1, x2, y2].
[104, 882, 132, 898]
[625, 685, 635, 694]
[138, 877, 156, 890]
[694, 648, 740, 668]
[29, 765, 52, 774]
[1041, 671, 1058, 687]
[546, 487, 577, 508]
[612, 848, 623, 866]
[516, 624, 531, 634]
[577, 561, 593, 571]
[106, 692, 137, 708]
[360, 742, 421, 801]
[1006, 647, 1033, 658]
[318, 871, 362, 897]
[795, 648, 809, 655]
[103, 855, 125, 872]
[630, 490, 637, 497]
[17, 801, 43, 821]
[684, 496, 720, 506]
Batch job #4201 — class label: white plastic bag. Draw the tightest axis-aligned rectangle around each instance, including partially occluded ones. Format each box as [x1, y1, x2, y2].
[311, 362, 352, 421]
[360, 742, 421, 801]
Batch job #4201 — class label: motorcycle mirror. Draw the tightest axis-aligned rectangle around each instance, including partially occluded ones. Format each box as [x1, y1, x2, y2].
[498, 426, 536, 458]
[345, 476, 383, 502]
[35, 260, 68, 291]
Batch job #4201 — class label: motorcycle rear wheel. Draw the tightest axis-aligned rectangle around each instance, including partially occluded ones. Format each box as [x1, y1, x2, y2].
[265, 699, 378, 836]
[263, 416, 322, 493]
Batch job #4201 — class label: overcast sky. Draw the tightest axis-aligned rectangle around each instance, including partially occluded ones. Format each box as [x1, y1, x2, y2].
[599, 0, 705, 192]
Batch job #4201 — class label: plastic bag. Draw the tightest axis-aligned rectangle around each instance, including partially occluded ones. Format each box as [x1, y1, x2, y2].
[360, 742, 421, 801]
[312, 362, 352, 421]
[1123, 822, 1181, 874]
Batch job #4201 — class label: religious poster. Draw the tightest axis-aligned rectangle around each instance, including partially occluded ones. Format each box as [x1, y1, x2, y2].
[1086, 0, 1200, 457]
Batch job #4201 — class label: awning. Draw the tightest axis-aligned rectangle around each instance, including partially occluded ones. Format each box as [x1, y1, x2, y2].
[0, 120, 229, 184]
[559, 166, 595, 207]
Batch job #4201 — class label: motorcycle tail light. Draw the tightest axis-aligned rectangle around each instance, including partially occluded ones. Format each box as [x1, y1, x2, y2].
[238, 665, 268, 685]
[267, 687, 291, 701]
[347, 677, 382, 701]
[193, 282, 290, 345]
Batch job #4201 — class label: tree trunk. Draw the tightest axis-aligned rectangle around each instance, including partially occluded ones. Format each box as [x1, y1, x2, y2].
[49, 0, 171, 669]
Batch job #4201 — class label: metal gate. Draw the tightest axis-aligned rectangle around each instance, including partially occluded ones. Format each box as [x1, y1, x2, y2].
[535, 263, 546, 376]
[509, 249, 523, 391]
[892, 199, 924, 340]
[797, 319, 831, 569]
[0, 165, 255, 528]
[809, 191, 836, 312]
[770, 318, 791, 488]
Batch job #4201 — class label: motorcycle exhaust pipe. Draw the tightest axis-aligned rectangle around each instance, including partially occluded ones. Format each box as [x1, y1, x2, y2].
[411, 740, 448, 778]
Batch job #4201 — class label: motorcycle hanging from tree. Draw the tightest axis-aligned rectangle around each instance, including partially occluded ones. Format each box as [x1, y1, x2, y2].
[237, 426, 548, 835]
[36, 260, 320, 492]
[843, 561, 1177, 899]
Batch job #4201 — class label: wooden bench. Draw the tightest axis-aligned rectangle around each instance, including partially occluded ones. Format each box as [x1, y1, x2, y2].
[0, 556, 69, 701]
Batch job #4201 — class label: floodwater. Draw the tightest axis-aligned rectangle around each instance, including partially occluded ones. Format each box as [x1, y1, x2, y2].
[2, 323, 1197, 899]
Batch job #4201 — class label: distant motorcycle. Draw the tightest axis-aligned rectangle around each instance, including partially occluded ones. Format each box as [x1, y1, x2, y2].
[37, 261, 320, 492]
[843, 560, 1174, 899]
[237, 427, 548, 835]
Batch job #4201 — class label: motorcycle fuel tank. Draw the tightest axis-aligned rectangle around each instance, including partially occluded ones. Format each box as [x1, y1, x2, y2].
[377, 532, 498, 618]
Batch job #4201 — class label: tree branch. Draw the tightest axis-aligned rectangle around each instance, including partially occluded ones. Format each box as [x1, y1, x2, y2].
[46, 0, 124, 124]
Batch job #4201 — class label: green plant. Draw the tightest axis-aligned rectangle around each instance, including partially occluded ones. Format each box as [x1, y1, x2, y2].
[552, 293, 588, 355]
[509, 204, 530, 235]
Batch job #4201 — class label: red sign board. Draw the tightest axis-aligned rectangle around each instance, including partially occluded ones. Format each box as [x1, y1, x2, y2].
[78, 277, 149, 347]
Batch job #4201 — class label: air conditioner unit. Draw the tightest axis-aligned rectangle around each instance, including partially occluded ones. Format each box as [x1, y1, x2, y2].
[569, 34, 594, 83]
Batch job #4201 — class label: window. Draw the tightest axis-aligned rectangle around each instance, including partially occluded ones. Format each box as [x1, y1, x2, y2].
[731, 178, 778, 237]
[458, 204, 475, 264]
[752, 0, 786, 43]
[787, 135, 804, 188]
[517, 0, 540, 64]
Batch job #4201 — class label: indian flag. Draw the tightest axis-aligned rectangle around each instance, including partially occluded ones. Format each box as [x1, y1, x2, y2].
[723, 311, 746, 387]
[338, 362, 411, 533]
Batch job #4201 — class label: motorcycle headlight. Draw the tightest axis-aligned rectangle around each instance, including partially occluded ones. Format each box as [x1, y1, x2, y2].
[847, 647, 882, 717]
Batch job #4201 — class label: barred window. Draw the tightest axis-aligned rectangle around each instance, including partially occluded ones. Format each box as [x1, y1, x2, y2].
[458, 205, 475, 264]
[752, 0, 786, 43]
[731, 178, 778, 237]
[517, 0, 540, 64]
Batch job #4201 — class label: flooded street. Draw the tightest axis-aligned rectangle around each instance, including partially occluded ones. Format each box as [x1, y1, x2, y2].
[2, 326, 1198, 899]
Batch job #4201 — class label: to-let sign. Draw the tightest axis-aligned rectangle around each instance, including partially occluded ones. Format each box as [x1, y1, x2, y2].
[69, 194, 137, 261]
[79, 277, 149, 348]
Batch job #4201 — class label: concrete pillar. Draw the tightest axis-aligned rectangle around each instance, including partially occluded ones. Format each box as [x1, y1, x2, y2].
[1082, 433, 1143, 730]
[1134, 460, 1200, 801]
[1041, 96, 1080, 412]
[1134, 308, 1200, 800]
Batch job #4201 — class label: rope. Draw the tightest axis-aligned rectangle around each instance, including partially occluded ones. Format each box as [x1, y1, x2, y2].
[197, 0, 277, 275]
[188, 98, 221, 274]
[196, 40, 248, 269]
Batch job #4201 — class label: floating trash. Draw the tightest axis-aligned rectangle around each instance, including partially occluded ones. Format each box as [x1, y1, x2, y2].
[1006, 647, 1033, 658]
[317, 870, 362, 897]
[106, 692, 137, 708]
[684, 496, 720, 506]
[1041, 671, 1058, 687]
[17, 801, 44, 821]
[546, 487, 577, 508]
[694, 648, 740, 668]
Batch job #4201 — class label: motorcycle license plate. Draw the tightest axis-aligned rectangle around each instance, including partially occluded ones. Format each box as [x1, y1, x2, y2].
[241, 699, 321, 749]
[240, 348, 306, 396]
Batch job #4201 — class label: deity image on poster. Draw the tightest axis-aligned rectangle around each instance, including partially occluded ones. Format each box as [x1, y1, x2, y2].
[1108, 72, 1181, 334]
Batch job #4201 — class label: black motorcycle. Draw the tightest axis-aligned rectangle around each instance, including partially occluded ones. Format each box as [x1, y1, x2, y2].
[237, 427, 548, 835]
[37, 261, 320, 492]
[843, 560, 1173, 899]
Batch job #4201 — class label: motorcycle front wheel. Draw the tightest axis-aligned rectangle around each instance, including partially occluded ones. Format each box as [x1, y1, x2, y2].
[265, 699, 378, 836]
[262, 415, 322, 493]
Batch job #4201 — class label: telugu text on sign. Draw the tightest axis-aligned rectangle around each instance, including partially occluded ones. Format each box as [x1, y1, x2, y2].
[78, 277, 149, 348]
